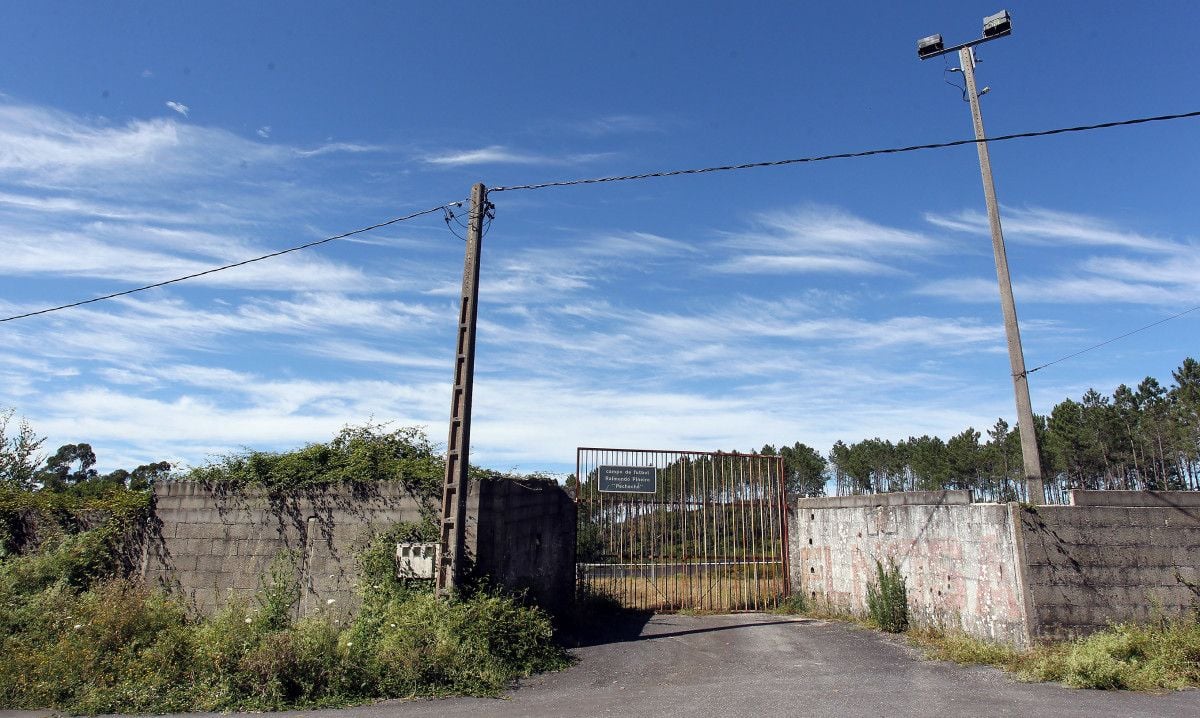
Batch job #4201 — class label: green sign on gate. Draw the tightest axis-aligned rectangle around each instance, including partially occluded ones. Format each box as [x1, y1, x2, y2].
[597, 465, 657, 493]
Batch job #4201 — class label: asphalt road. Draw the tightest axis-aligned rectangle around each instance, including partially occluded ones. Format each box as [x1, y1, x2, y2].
[5, 613, 1197, 718]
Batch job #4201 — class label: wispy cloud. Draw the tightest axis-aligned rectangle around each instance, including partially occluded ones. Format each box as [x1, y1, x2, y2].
[916, 276, 1190, 306]
[256, 126, 271, 139]
[422, 144, 610, 167]
[165, 101, 189, 118]
[925, 206, 1177, 253]
[572, 114, 664, 136]
[715, 205, 937, 275]
[293, 141, 382, 158]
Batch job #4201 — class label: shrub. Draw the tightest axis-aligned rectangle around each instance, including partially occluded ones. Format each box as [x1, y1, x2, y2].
[866, 557, 908, 633]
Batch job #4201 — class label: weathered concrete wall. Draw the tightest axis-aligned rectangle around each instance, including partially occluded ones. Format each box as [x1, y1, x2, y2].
[793, 491, 1031, 646]
[792, 490, 1200, 645]
[466, 477, 576, 615]
[1021, 491, 1200, 639]
[144, 481, 426, 618]
[145, 478, 577, 618]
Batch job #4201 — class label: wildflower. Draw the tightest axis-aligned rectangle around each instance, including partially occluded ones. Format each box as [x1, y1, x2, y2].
[326, 598, 336, 605]
[244, 617, 252, 624]
[346, 642, 353, 648]
[73, 624, 82, 630]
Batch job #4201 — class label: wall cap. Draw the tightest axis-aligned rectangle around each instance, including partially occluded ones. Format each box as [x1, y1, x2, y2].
[795, 490, 974, 509]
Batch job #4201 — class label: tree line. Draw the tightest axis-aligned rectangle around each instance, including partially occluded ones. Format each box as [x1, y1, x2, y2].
[1, 409, 171, 494]
[770, 356, 1200, 502]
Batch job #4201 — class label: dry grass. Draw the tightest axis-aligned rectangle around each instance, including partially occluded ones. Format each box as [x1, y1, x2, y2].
[581, 571, 785, 612]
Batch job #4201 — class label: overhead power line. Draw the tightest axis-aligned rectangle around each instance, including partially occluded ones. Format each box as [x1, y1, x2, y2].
[1024, 305, 1200, 377]
[0, 203, 459, 323]
[489, 110, 1200, 193]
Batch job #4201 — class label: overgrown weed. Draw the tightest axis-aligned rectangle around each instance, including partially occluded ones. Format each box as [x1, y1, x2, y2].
[911, 616, 1200, 691]
[0, 504, 567, 713]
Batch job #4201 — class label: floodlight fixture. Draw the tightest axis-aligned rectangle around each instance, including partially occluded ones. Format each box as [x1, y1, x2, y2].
[983, 10, 1012, 38]
[917, 33, 944, 59]
[916, 10, 1012, 60]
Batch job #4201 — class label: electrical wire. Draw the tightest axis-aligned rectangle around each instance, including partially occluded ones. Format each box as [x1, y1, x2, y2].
[1024, 305, 1200, 376]
[0, 203, 458, 323]
[488, 110, 1200, 193]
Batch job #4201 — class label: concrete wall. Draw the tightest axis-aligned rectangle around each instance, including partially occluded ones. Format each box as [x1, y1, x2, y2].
[466, 477, 577, 615]
[793, 491, 1031, 645]
[144, 478, 578, 618]
[144, 481, 426, 618]
[791, 490, 1200, 646]
[1021, 491, 1200, 639]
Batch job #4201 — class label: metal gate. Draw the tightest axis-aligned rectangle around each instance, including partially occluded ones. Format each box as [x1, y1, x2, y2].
[575, 447, 789, 612]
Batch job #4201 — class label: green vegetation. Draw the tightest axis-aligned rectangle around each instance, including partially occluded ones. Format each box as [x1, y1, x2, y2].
[865, 558, 909, 633]
[0, 494, 567, 713]
[184, 423, 444, 499]
[912, 616, 1200, 691]
[0, 418, 569, 714]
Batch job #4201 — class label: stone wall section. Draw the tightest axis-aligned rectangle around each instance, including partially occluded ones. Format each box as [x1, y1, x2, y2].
[1020, 491, 1200, 639]
[144, 478, 577, 618]
[793, 491, 1031, 645]
[792, 490, 1200, 646]
[144, 481, 426, 618]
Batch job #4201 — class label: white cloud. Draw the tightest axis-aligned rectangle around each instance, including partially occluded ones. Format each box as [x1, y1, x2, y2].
[256, 126, 271, 139]
[293, 141, 382, 158]
[422, 145, 609, 167]
[165, 101, 189, 118]
[717, 254, 895, 275]
[573, 114, 664, 136]
[716, 205, 938, 276]
[925, 206, 1177, 253]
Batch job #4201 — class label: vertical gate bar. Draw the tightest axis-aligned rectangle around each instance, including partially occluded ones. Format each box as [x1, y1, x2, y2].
[712, 455, 722, 611]
[699, 453, 710, 611]
[748, 456, 758, 610]
[757, 456, 769, 608]
[764, 455, 780, 608]
[715, 456, 724, 612]
[749, 456, 760, 610]
[724, 455, 735, 610]
[778, 456, 791, 600]
[576, 448, 582, 601]
[708, 454, 718, 612]
[732, 455, 745, 609]
[762, 453, 775, 606]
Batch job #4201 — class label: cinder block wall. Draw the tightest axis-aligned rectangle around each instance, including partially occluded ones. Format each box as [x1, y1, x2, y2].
[144, 481, 427, 617]
[793, 491, 1031, 646]
[466, 477, 577, 615]
[1021, 491, 1200, 639]
[144, 478, 578, 618]
[792, 490, 1200, 646]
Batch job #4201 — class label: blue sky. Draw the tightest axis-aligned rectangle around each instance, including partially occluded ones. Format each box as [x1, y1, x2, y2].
[1, 2, 1197, 475]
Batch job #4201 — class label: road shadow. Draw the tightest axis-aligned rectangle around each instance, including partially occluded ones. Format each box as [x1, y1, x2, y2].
[561, 611, 819, 647]
[559, 608, 655, 647]
[630, 616, 816, 642]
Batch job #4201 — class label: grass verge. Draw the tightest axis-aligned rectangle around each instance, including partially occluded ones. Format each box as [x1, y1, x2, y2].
[910, 617, 1200, 691]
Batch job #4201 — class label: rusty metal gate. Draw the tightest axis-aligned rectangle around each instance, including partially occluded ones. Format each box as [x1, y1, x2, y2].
[574, 447, 789, 612]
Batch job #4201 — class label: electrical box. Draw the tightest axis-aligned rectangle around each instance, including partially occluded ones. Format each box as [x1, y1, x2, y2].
[395, 542, 438, 580]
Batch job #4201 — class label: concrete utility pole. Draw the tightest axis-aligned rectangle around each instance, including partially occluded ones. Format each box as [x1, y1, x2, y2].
[436, 182, 487, 595]
[958, 49, 1044, 504]
[917, 11, 1044, 504]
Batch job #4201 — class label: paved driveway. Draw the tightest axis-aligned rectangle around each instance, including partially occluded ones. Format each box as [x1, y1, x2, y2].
[7, 613, 1198, 718]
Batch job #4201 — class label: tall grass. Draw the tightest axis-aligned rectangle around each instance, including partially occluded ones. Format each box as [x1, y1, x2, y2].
[912, 616, 1200, 691]
[0, 517, 568, 713]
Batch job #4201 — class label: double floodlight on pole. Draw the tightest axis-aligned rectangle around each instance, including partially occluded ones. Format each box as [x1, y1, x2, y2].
[916, 10, 1045, 505]
[916, 10, 1012, 60]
